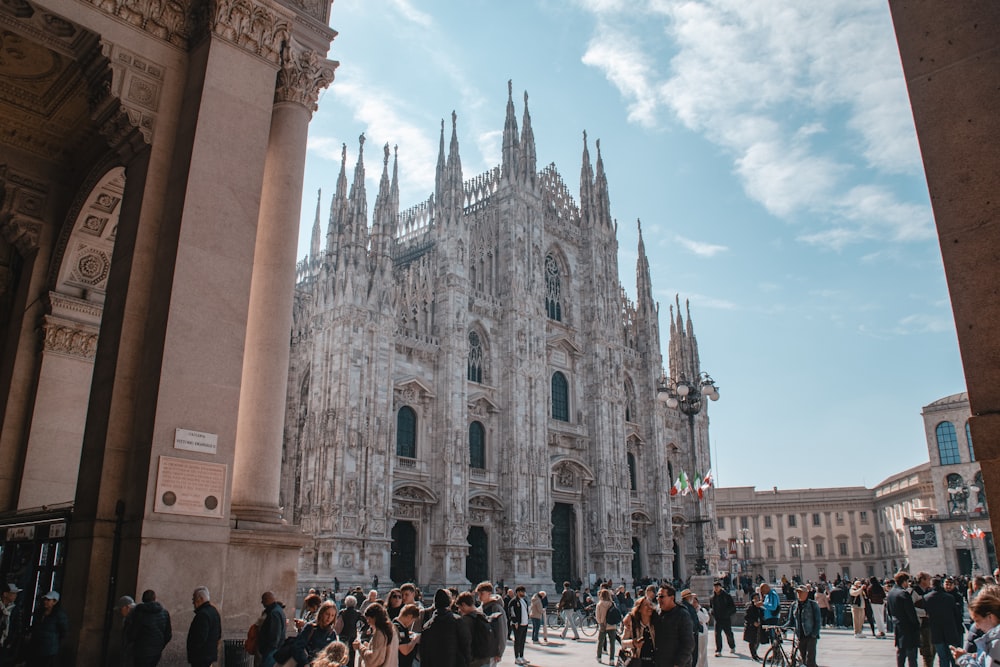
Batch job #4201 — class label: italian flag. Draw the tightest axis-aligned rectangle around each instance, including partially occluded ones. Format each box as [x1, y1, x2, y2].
[671, 471, 689, 496]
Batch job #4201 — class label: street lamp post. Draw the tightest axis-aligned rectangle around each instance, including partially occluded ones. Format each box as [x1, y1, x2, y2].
[949, 482, 982, 574]
[790, 538, 808, 583]
[738, 527, 754, 578]
[657, 371, 720, 575]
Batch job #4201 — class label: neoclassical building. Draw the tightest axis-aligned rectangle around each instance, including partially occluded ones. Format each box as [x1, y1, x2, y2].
[0, 0, 335, 662]
[283, 87, 719, 591]
[717, 392, 995, 582]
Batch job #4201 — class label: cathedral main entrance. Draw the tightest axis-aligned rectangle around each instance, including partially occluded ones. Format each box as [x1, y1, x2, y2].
[466, 526, 488, 585]
[390, 521, 417, 584]
[551, 503, 576, 586]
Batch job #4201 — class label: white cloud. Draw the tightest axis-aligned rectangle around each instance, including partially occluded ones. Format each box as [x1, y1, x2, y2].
[581, 25, 660, 128]
[675, 235, 728, 257]
[577, 0, 930, 250]
[388, 0, 433, 27]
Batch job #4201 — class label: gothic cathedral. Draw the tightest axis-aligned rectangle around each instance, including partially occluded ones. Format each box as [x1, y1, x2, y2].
[283, 83, 718, 591]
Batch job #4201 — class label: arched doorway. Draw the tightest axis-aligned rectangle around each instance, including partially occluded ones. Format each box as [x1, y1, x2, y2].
[466, 526, 488, 585]
[390, 521, 417, 584]
[631, 537, 642, 582]
[551, 503, 576, 586]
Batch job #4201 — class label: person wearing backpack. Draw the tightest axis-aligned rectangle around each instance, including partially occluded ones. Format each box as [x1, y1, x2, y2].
[476, 582, 508, 665]
[457, 592, 492, 667]
[595, 588, 620, 664]
[508, 586, 530, 665]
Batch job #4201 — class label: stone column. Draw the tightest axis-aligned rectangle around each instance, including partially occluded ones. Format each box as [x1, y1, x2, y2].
[231, 45, 335, 523]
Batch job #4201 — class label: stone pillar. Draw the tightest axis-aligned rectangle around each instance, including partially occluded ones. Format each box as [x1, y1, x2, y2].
[18, 293, 101, 508]
[231, 45, 335, 522]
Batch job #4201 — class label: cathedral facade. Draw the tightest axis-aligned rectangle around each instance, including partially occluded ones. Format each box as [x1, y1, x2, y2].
[284, 85, 719, 591]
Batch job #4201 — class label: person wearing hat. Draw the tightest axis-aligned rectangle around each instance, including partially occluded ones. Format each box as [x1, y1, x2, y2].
[710, 580, 738, 657]
[25, 590, 68, 666]
[115, 595, 136, 667]
[0, 583, 23, 665]
[783, 585, 821, 667]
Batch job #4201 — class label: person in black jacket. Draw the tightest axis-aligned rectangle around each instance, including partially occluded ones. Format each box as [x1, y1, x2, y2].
[290, 601, 338, 666]
[127, 589, 172, 666]
[710, 581, 738, 657]
[743, 592, 764, 662]
[25, 591, 67, 667]
[886, 572, 920, 667]
[258, 591, 287, 667]
[923, 577, 962, 667]
[0, 583, 24, 666]
[419, 590, 468, 667]
[187, 587, 220, 667]
[654, 584, 694, 667]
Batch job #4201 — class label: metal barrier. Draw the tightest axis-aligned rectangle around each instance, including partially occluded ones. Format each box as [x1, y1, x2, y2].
[223, 639, 254, 667]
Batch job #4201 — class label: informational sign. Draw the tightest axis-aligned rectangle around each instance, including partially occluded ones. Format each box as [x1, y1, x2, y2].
[908, 523, 938, 549]
[153, 456, 227, 518]
[174, 428, 218, 455]
[48, 523, 66, 538]
[6, 526, 34, 541]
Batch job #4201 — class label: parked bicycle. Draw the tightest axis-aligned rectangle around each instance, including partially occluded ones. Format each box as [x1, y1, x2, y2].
[760, 624, 800, 667]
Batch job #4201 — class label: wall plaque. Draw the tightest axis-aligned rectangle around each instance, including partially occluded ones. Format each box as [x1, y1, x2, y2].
[174, 428, 218, 455]
[154, 456, 227, 518]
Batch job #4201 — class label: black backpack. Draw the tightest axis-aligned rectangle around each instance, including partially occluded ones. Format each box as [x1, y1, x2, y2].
[605, 604, 622, 625]
[471, 613, 494, 659]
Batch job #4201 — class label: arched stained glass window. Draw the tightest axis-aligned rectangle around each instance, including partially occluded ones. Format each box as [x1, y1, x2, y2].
[545, 253, 562, 321]
[396, 406, 417, 458]
[551, 371, 569, 422]
[936, 421, 961, 465]
[469, 421, 485, 469]
[468, 331, 484, 383]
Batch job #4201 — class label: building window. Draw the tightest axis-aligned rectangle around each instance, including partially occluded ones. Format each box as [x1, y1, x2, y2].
[861, 540, 874, 555]
[718, 517, 725, 530]
[468, 331, 484, 383]
[624, 380, 636, 423]
[835, 512, 844, 526]
[838, 541, 848, 556]
[769, 569, 777, 582]
[812, 513, 821, 527]
[766, 544, 775, 559]
[975, 471, 989, 515]
[396, 406, 417, 458]
[764, 516, 772, 529]
[859, 511, 868, 524]
[740, 516, 749, 530]
[551, 371, 569, 421]
[628, 452, 637, 491]
[947, 473, 969, 515]
[814, 542, 824, 557]
[968, 421, 975, 462]
[469, 421, 485, 469]
[544, 253, 562, 321]
[936, 421, 961, 465]
[788, 514, 797, 528]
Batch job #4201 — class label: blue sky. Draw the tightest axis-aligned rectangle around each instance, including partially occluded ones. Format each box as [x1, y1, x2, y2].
[296, 0, 967, 490]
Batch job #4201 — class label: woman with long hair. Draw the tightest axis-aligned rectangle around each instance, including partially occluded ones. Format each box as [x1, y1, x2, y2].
[953, 585, 1000, 666]
[386, 589, 404, 621]
[354, 602, 399, 667]
[621, 597, 656, 664]
[288, 600, 339, 666]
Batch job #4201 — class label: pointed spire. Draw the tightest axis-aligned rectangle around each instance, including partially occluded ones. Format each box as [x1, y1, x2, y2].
[520, 90, 536, 183]
[448, 110, 462, 192]
[595, 138, 611, 228]
[371, 142, 392, 257]
[328, 143, 349, 257]
[636, 218, 653, 312]
[389, 144, 399, 242]
[347, 133, 369, 256]
[501, 80, 520, 180]
[580, 130, 594, 227]
[434, 118, 446, 219]
[310, 188, 322, 260]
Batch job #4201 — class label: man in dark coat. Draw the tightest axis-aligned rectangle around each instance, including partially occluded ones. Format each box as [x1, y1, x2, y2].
[886, 572, 920, 667]
[783, 585, 821, 667]
[257, 591, 286, 667]
[419, 589, 469, 667]
[923, 577, 962, 667]
[654, 584, 693, 667]
[25, 591, 68, 667]
[0, 583, 24, 666]
[127, 589, 172, 666]
[710, 581, 738, 657]
[187, 587, 221, 667]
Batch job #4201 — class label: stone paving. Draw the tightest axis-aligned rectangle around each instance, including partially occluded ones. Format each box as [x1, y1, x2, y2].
[498, 625, 898, 667]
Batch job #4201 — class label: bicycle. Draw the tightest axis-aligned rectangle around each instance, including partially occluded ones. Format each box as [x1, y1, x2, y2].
[760, 624, 800, 667]
[579, 604, 598, 637]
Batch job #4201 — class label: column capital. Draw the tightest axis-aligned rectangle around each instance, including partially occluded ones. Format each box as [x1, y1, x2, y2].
[0, 165, 47, 256]
[274, 44, 337, 114]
